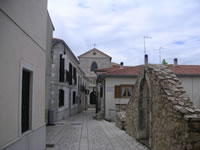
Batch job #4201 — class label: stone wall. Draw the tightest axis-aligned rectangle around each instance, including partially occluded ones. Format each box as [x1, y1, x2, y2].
[126, 64, 200, 150]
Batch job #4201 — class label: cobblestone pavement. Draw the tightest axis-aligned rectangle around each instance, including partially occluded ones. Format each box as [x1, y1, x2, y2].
[46, 110, 149, 150]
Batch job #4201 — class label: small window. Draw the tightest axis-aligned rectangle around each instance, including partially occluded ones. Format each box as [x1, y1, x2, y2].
[59, 54, 65, 82]
[114, 85, 133, 98]
[59, 89, 64, 107]
[91, 62, 98, 71]
[73, 67, 77, 85]
[100, 87, 103, 98]
[21, 69, 32, 133]
[121, 85, 133, 97]
[73, 91, 76, 105]
[69, 63, 72, 85]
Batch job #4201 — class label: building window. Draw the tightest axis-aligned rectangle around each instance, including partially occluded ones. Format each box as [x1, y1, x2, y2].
[73, 91, 76, 105]
[73, 67, 77, 85]
[91, 62, 98, 71]
[59, 89, 64, 107]
[114, 85, 133, 98]
[69, 63, 72, 85]
[21, 69, 32, 133]
[100, 87, 103, 98]
[59, 54, 65, 82]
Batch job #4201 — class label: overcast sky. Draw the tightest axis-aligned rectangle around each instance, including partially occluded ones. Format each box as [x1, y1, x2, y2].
[48, 0, 200, 66]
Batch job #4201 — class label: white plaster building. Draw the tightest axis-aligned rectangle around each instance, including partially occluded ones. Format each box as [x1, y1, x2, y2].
[96, 65, 142, 120]
[0, 0, 53, 149]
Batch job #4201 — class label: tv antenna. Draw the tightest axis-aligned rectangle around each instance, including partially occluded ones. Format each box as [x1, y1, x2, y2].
[144, 36, 152, 55]
[155, 47, 165, 64]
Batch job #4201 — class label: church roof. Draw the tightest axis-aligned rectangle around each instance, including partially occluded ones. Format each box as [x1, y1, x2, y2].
[78, 48, 112, 59]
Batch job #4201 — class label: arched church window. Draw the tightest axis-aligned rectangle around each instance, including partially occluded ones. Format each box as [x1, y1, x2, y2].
[91, 62, 98, 71]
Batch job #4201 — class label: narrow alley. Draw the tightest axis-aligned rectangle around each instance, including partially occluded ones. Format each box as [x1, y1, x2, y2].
[46, 110, 149, 150]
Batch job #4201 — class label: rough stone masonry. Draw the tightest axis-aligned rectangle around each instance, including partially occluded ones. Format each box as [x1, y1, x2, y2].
[125, 64, 200, 150]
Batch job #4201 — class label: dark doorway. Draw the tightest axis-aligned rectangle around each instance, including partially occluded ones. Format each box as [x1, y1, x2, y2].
[138, 79, 150, 146]
[90, 91, 96, 104]
[21, 69, 31, 133]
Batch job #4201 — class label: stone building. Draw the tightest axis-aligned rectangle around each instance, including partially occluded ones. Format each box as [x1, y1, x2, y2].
[0, 0, 53, 149]
[96, 58, 200, 121]
[47, 38, 89, 122]
[78, 48, 112, 106]
[126, 64, 200, 150]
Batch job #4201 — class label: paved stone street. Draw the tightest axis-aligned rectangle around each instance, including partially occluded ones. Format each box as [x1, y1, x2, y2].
[46, 110, 149, 150]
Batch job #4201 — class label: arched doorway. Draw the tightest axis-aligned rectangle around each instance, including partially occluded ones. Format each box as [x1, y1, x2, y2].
[138, 78, 150, 146]
[90, 91, 96, 104]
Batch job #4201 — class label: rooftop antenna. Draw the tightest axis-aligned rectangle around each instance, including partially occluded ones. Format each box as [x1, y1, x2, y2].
[93, 44, 96, 48]
[144, 36, 152, 55]
[155, 47, 165, 64]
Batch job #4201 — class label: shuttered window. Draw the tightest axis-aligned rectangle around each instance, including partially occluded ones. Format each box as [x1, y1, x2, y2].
[59, 89, 64, 107]
[59, 54, 65, 82]
[73, 91, 76, 105]
[115, 85, 121, 98]
[100, 87, 103, 98]
[65, 70, 69, 82]
[73, 67, 77, 85]
[115, 85, 134, 98]
[69, 63, 72, 85]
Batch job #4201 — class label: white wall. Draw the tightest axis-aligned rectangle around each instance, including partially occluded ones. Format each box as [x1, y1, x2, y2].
[179, 76, 200, 108]
[105, 77, 136, 120]
[0, 0, 47, 147]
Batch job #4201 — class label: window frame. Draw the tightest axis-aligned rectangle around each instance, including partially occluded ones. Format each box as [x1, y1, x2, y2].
[114, 84, 134, 98]
[59, 89, 65, 107]
[19, 60, 35, 136]
[91, 61, 98, 72]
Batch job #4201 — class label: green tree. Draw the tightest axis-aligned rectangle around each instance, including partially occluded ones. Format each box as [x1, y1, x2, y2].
[162, 59, 168, 65]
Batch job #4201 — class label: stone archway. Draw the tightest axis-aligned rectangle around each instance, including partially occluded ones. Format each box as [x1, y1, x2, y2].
[90, 91, 96, 104]
[138, 78, 150, 146]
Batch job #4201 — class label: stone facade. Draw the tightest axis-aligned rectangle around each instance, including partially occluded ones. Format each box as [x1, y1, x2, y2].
[126, 64, 200, 150]
[48, 39, 87, 122]
[79, 48, 112, 105]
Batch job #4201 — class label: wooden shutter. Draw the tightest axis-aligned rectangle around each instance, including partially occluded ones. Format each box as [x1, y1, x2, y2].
[69, 63, 72, 85]
[115, 85, 121, 98]
[59, 54, 65, 82]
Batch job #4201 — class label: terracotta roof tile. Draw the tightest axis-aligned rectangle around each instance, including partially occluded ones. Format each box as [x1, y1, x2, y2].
[99, 65, 143, 76]
[170, 65, 200, 75]
[99, 65, 200, 77]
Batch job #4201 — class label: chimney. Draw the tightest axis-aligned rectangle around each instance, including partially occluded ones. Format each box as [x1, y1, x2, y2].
[174, 58, 178, 67]
[145, 54, 148, 65]
[120, 62, 124, 69]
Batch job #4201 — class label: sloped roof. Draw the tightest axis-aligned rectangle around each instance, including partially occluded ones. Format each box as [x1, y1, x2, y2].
[170, 65, 200, 76]
[98, 64, 200, 77]
[78, 48, 112, 58]
[99, 65, 143, 77]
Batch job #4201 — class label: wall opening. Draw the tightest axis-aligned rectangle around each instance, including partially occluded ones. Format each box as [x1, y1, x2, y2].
[91, 62, 98, 71]
[21, 69, 32, 133]
[59, 89, 64, 107]
[90, 91, 96, 104]
[138, 78, 150, 146]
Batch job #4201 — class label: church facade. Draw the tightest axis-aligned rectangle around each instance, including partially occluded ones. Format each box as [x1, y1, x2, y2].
[78, 48, 112, 106]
